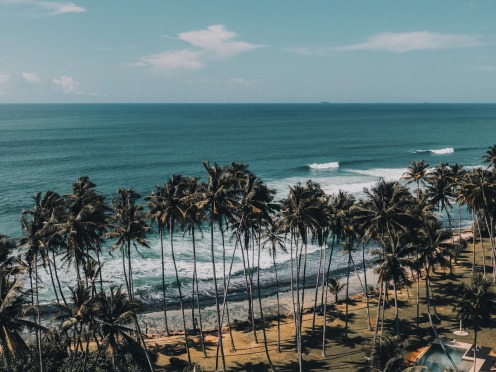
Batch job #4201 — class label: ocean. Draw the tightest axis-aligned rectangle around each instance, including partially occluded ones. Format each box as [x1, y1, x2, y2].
[1, 103, 495, 307]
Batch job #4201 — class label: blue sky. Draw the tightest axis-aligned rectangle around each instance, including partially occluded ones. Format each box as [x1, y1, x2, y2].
[0, 0, 495, 103]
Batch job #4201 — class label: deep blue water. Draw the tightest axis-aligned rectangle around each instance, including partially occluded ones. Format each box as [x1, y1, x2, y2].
[1, 103, 495, 304]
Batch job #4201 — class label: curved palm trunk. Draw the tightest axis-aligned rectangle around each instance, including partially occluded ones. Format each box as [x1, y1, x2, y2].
[210, 224, 226, 372]
[392, 280, 400, 336]
[158, 228, 171, 336]
[121, 246, 130, 299]
[311, 241, 324, 334]
[170, 223, 191, 366]
[350, 254, 370, 329]
[344, 250, 351, 338]
[271, 248, 281, 352]
[257, 240, 276, 371]
[373, 280, 384, 344]
[191, 226, 207, 357]
[34, 251, 44, 372]
[240, 234, 258, 343]
[220, 227, 235, 351]
[361, 243, 372, 330]
[51, 249, 68, 306]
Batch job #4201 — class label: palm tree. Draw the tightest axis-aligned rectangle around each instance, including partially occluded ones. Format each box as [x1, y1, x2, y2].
[483, 144, 496, 170]
[426, 163, 454, 226]
[62, 177, 109, 284]
[0, 236, 42, 372]
[261, 219, 286, 353]
[145, 184, 172, 336]
[326, 277, 345, 303]
[364, 333, 408, 372]
[199, 161, 236, 371]
[0, 276, 44, 372]
[279, 181, 327, 372]
[353, 179, 418, 339]
[106, 188, 154, 371]
[91, 286, 151, 371]
[403, 160, 429, 196]
[372, 234, 412, 337]
[180, 176, 208, 357]
[107, 188, 150, 299]
[453, 273, 496, 367]
[457, 168, 496, 275]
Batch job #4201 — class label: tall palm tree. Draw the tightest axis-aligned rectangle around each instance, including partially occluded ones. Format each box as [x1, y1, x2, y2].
[426, 163, 454, 226]
[62, 177, 109, 284]
[453, 273, 496, 367]
[261, 219, 286, 353]
[199, 161, 237, 371]
[145, 184, 172, 336]
[106, 188, 154, 371]
[180, 176, 208, 357]
[107, 188, 150, 299]
[372, 234, 412, 337]
[457, 168, 496, 275]
[353, 179, 418, 340]
[279, 181, 327, 372]
[402, 160, 429, 196]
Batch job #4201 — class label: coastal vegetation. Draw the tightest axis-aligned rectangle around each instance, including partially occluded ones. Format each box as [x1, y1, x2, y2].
[1, 146, 496, 371]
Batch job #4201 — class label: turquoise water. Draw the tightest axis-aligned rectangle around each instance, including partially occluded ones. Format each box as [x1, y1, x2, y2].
[417, 344, 474, 372]
[1, 103, 495, 304]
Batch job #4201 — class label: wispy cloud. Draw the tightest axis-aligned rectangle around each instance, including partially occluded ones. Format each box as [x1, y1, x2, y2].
[52, 75, 79, 93]
[288, 31, 486, 56]
[335, 31, 484, 53]
[0, 0, 86, 15]
[22, 72, 41, 83]
[134, 24, 264, 71]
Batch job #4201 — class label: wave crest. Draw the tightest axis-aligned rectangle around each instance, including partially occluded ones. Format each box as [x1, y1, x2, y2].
[414, 147, 454, 155]
[308, 161, 339, 170]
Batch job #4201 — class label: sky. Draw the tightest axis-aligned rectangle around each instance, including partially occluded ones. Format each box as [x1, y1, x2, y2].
[0, 0, 495, 103]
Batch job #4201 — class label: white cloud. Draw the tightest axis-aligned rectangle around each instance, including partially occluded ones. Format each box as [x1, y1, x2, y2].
[0, 74, 10, 85]
[52, 75, 79, 93]
[178, 24, 262, 58]
[335, 31, 484, 53]
[136, 24, 263, 71]
[141, 49, 204, 70]
[22, 72, 41, 83]
[0, 0, 85, 15]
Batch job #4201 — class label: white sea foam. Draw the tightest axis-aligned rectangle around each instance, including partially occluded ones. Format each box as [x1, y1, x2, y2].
[414, 147, 455, 155]
[431, 147, 454, 155]
[308, 162, 339, 170]
[346, 168, 407, 182]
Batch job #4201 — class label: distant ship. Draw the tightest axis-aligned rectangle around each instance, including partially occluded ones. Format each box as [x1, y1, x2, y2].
[320, 101, 331, 104]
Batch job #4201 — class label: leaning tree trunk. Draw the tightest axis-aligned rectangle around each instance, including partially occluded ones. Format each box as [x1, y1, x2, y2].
[257, 238, 276, 371]
[393, 280, 400, 336]
[210, 224, 226, 372]
[362, 242, 372, 330]
[344, 250, 351, 338]
[271, 247, 282, 352]
[191, 225, 207, 357]
[159, 228, 171, 336]
[170, 222, 191, 366]
[311, 240, 324, 334]
[34, 251, 44, 372]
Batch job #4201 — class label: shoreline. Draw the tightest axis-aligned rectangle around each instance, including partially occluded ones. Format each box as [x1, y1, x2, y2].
[139, 267, 379, 334]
